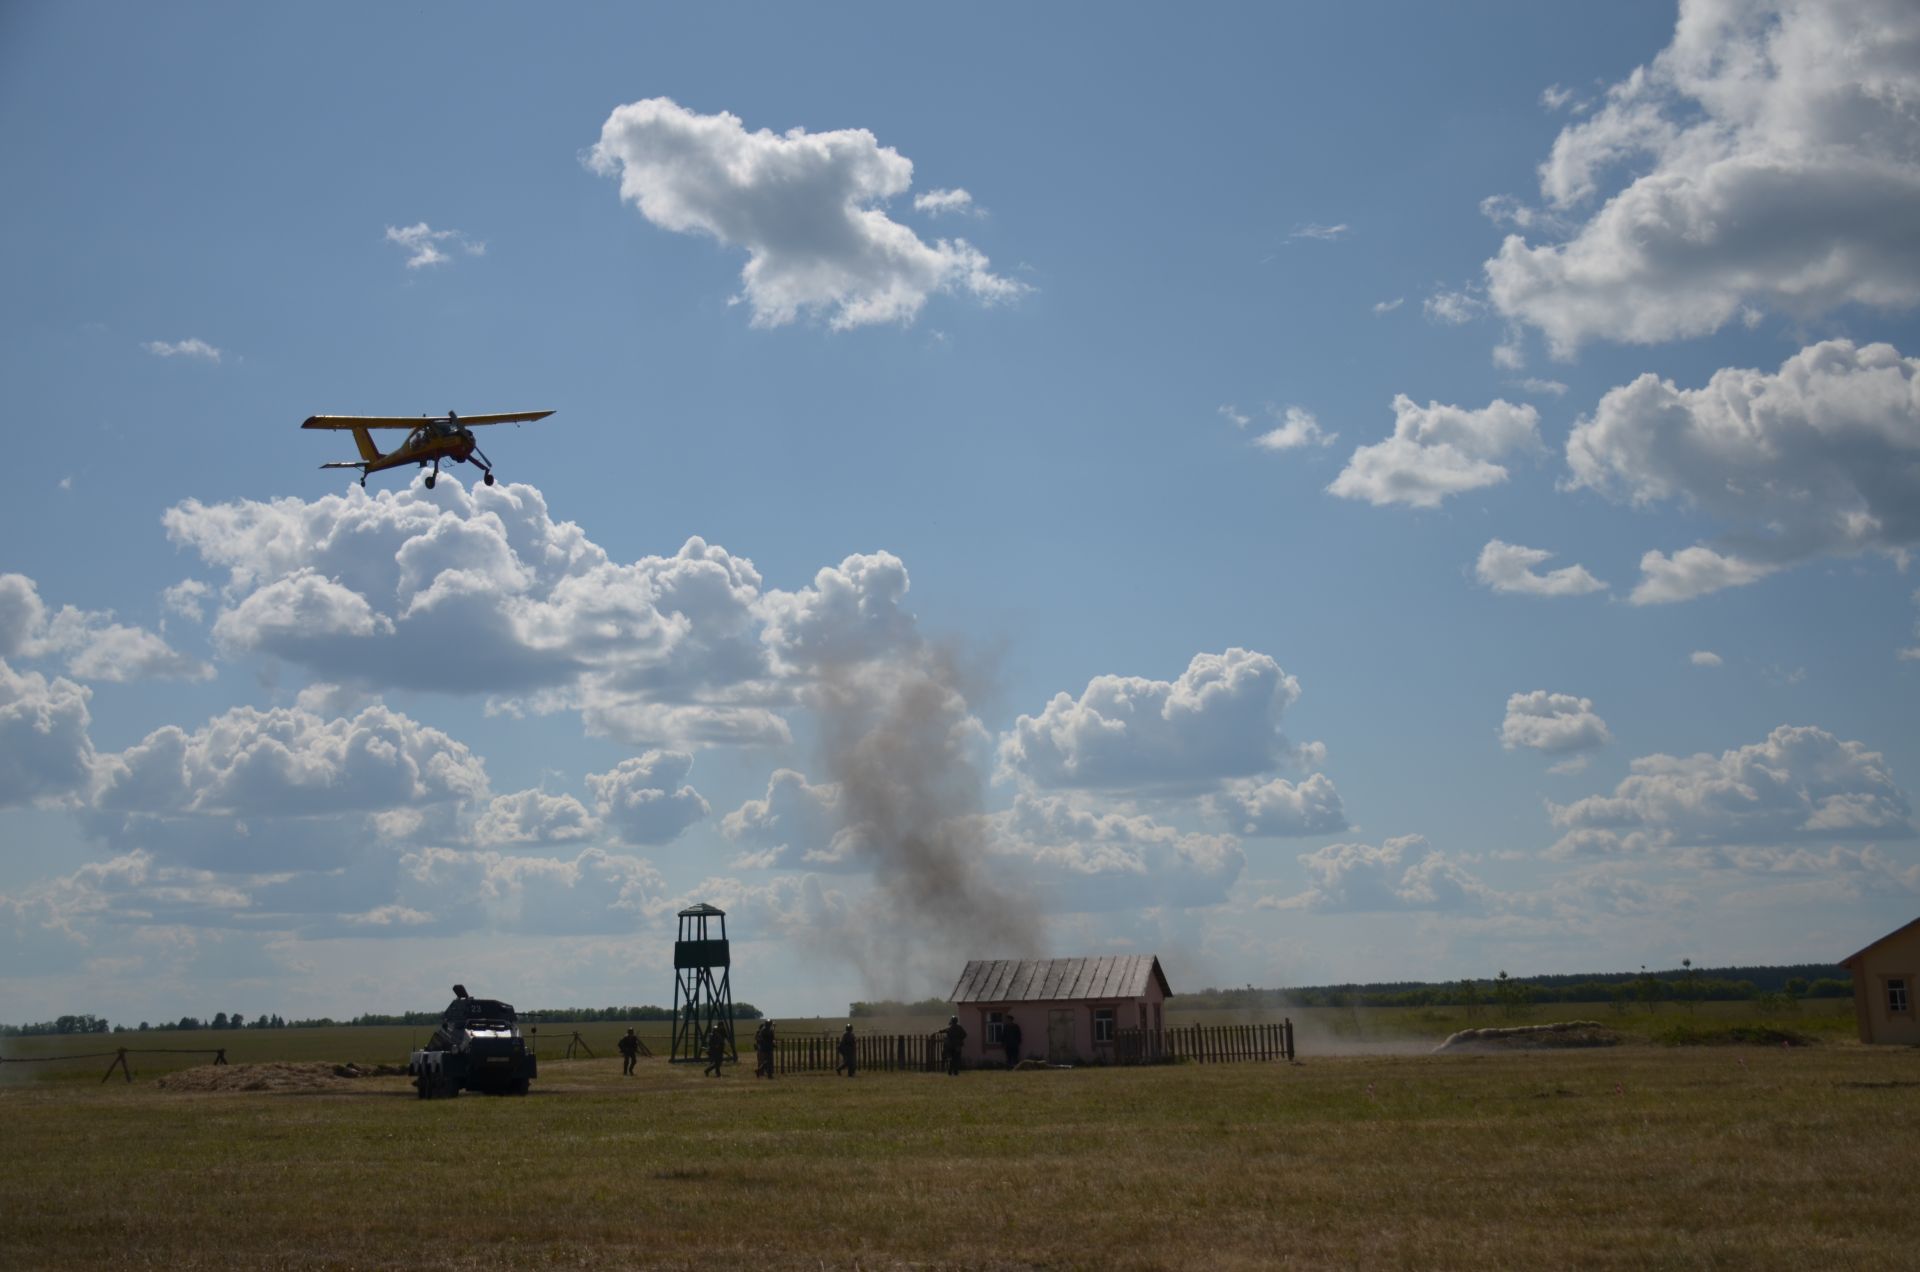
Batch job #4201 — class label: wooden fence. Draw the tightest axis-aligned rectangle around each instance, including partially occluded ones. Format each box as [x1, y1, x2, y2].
[772, 1031, 947, 1075]
[1113, 1020, 1294, 1064]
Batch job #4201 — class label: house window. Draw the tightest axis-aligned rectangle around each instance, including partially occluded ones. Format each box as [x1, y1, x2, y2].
[986, 1011, 1005, 1045]
[1888, 978, 1912, 1016]
[1093, 1007, 1116, 1043]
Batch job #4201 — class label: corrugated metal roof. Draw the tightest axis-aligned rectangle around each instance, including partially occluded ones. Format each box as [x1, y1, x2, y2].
[949, 956, 1172, 1004]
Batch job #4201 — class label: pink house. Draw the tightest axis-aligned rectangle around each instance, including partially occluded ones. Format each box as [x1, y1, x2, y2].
[948, 956, 1172, 1067]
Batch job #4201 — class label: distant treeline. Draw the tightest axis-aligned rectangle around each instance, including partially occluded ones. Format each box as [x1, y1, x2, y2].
[5, 1003, 763, 1035]
[1199, 964, 1853, 1010]
[849, 998, 953, 1018]
[0, 1014, 113, 1037]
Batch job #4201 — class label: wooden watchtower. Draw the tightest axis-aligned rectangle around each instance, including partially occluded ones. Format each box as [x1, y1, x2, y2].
[669, 902, 736, 1064]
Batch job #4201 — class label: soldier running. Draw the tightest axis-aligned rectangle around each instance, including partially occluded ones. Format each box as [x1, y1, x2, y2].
[618, 1027, 641, 1076]
[943, 1015, 967, 1076]
[703, 1022, 727, 1076]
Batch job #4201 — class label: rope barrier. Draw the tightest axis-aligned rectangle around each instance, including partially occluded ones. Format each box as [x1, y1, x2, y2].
[0, 1047, 229, 1062]
[0, 1046, 229, 1083]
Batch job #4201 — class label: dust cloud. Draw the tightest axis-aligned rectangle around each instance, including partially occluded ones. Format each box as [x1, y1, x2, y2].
[805, 644, 1044, 1000]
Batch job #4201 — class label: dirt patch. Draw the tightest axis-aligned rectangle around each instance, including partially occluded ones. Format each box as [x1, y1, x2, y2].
[1433, 1021, 1622, 1054]
[155, 1062, 408, 1093]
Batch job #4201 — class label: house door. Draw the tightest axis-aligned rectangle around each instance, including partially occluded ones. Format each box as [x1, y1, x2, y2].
[1047, 1009, 1075, 1064]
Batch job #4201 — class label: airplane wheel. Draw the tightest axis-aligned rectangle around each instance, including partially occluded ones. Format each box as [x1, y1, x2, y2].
[424, 474, 436, 490]
[484, 472, 495, 487]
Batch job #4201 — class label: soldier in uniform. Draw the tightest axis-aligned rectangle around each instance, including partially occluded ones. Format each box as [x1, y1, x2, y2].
[1000, 1013, 1022, 1069]
[753, 1018, 776, 1078]
[618, 1027, 641, 1076]
[703, 1022, 727, 1076]
[943, 1015, 967, 1076]
[835, 1022, 857, 1077]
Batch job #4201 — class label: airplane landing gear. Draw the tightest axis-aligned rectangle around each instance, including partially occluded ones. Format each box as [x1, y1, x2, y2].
[426, 458, 441, 490]
[484, 471, 495, 487]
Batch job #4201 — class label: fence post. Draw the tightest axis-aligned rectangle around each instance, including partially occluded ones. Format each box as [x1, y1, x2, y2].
[1283, 1017, 1295, 1062]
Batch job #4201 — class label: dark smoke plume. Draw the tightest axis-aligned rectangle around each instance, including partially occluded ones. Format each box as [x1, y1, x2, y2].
[806, 644, 1044, 998]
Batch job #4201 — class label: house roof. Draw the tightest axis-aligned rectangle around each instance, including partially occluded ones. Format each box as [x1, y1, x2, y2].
[1841, 915, 1920, 967]
[949, 956, 1172, 1004]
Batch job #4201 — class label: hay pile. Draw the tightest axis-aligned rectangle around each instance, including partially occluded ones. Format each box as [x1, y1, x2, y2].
[155, 1061, 405, 1093]
[1433, 1020, 1621, 1054]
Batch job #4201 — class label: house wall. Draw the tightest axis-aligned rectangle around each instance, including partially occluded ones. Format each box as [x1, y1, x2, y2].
[1850, 925, 1920, 1045]
[961, 979, 1167, 1066]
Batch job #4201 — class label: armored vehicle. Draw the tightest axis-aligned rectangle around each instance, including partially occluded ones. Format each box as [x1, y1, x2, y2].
[410, 984, 537, 1098]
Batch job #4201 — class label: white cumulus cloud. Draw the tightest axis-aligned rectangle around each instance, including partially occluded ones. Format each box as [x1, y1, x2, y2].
[1546, 724, 1914, 857]
[1252, 406, 1337, 452]
[1203, 772, 1347, 837]
[0, 574, 210, 683]
[998, 648, 1322, 794]
[1264, 835, 1494, 913]
[588, 97, 1022, 329]
[0, 659, 96, 808]
[1474, 540, 1606, 597]
[1485, 0, 1920, 354]
[143, 338, 222, 362]
[585, 751, 710, 846]
[1501, 691, 1611, 754]
[1329, 396, 1541, 508]
[163, 483, 934, 749]
[1568, 339, 1920, 601]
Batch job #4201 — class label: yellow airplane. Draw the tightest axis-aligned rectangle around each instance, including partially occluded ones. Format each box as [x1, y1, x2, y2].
[303, 410, 555, 488]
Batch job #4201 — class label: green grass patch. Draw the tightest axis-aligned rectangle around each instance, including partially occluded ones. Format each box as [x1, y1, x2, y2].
[1650, 1021, 1819, 1047]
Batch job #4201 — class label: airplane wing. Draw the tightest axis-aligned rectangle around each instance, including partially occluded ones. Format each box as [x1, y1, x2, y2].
[319, 461, 368, 469]
[303, 415, 432, 430]
[451, 411, 556, 427]
[300, 411, 554, 429]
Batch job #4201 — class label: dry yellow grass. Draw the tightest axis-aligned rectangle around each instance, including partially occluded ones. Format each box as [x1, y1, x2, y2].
[3, 1037, 1918, 1269]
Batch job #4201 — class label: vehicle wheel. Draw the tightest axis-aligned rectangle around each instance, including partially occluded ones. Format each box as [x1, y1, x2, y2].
[416, 1070, 431, 1100]
[510, 1077, 529, 1096]
[483, 472, 495, 487]
[424, 474, 437, 490]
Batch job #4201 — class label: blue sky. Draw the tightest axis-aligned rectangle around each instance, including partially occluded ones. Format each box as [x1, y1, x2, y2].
[3, 1, 1917, 1021]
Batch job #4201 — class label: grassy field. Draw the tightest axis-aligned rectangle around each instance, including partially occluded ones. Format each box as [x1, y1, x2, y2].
[2, 1003, 1915, 1269]
[0, 997, 1861, 1084]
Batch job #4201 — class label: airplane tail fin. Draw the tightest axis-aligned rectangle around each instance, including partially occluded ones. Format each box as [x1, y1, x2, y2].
[351, 426, 382, 463]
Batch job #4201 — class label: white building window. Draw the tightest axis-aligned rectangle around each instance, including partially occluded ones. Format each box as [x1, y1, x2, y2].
[986, 1011, 1005, 1044]
[1093, 1007, 1116, 1043]
[1888, 978, 1911, 1016]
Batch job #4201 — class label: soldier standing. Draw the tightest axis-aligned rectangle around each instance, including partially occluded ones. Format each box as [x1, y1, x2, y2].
[754, 1019, 776, 1078]
[835, 1023, 857, 1077]
[943, 1015, 967, 1076]
[703, 1022, 727, 1077]
[1001, 1014, 1022, 1069]
[618, 1027, 641, 1076]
